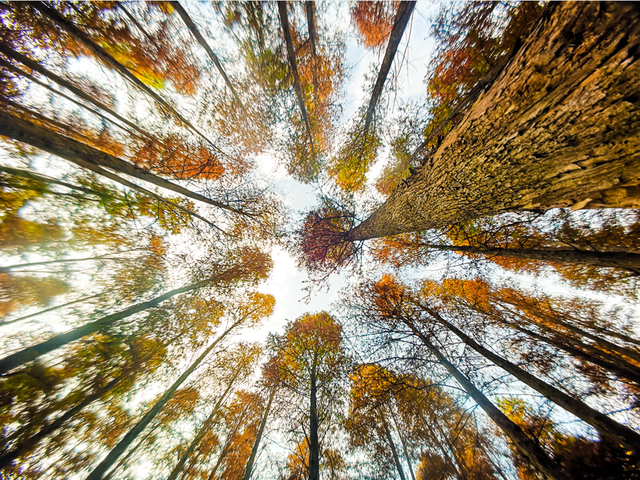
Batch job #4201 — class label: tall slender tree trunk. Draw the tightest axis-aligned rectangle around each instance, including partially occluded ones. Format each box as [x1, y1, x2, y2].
[278, 1, 316, 161]
[171, 2, 246, 113]
[0, 375, 124, 469]
[1, 292, 106, 326]
[30, 2, 221, 152]
[362, 1, 416, 134]
[305, 2, 319, 107]
[424, 420, 465, 480]
[308, 370, 320, 480]
[85, 317, 247, 480]
[0, 111, 247, 216]
[380, 412, 407, 480]
[418, 304, 640, 454]
[166, 367, 242, 480]
[400, 319, 569, 480]
[389, 408, 417, 480]
[423, 243, 640, 272]
[0, 44, 156, 142]
[0, 250, 145, 273]
[242, 387, 276, 480]
[347, 2, 640, 242]
[0, 265, 244, 374]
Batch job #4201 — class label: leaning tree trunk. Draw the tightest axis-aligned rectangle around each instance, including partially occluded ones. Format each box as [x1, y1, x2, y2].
[242, 387, 276, 480]
[380, 413, 407, 480]
[85, 316, 247, 480]
[419, 304, 640, 455]
[401, 320, 569, 480]
[424, 244, 640, 272]
[166, 367, 241, 480]
[348, 2, 640, 242]
[362, 1, 416, 134]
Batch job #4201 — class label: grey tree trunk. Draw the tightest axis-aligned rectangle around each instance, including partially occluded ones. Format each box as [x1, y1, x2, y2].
[166, 367, 241, 480]
[305, 2, 319, 106]
[419, 304, 640, 454]
[85, 316, 248, 480]
[242, 387, 276, 480]
[278, 1, 316, 161]
[362, 2, 416, 134]
[1, 293, 106, 326]
[308, 370, 320, 480]
[380, 413, 407, 480]
[400, 320, 569, 480]
[348, 2, 640, 242]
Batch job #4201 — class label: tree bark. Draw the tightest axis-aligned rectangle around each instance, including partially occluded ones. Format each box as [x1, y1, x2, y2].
[30, 2, 221, 153]
[362, 1, 416, 134]
[305, 2, 319, 107]
[0, 44, 155, 142]
[380, 412, 407, 480]
[418, 305, 640, 455]
[1, 293, 106, 326]
[348, 2, 640, 242]
[242, 387, 276, 480]
[0, 265, 244, 374]
[400, 319, 569, 480]
[389, 409, 417, 480]
[0, 250, 144, 274]
[0, 111, 248, 216]
[171, 2, 247, 114]
[278, 1, 316, 161]
[308, 370, 320, 480]
[423, 243, 640, 272]
[0, 375, 124, 469]
[85, 317, 247, 480]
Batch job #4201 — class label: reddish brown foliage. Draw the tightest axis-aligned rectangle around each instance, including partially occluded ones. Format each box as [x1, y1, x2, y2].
[351, 2, 399, 49]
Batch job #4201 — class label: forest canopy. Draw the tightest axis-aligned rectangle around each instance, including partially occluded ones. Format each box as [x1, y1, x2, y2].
[1, 2, 639, 480]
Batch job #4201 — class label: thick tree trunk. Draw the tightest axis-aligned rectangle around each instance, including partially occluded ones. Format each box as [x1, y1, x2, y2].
[278, 1, 316, 161]
[308, 371, 320, 480]
[30, 2, 220, 152]
[348, 2, 640, 241]
[166, 367, 240, 480]
[401, 320, 569, 480]
[171, 2, 246, 113]
[0, 111, 247, 216]
[0, 265, 245, 374]
[0, 375, 124, 469]
[380, 413, 407, 480]
[419, 305, 640, 454]
[362, 1, 416, 134]
[0, 44, 155, 142]
[242, 387, 276, 480]
[85, 318, 245, 480]
[424, 244, 640, 272]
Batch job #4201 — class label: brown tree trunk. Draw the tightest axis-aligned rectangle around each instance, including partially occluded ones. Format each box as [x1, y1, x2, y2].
[362, 1, 416, 134]
[305, 2, 319, 107]
[278, 1, 316, 161]
[400, 319, 569, 480]
[308, 369, 320, 480]
[418, 304, 640, 455]
[348, 2, 640, 242]
[423, 244, 640, 272]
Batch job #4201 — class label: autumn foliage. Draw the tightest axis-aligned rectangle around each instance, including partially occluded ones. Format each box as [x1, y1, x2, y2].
[351, 2, 398, 49]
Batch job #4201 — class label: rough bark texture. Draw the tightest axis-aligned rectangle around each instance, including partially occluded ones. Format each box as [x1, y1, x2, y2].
[349, 2, 640, 241]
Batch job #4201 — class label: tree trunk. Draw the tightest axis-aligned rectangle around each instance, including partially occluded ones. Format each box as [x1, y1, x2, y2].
[30, 2, 221, 152]
[0, 265, 243, 374]
[242, 387, 276, 480]
[362, 1, 416, 134]
[166, 367, 241, 480]
[400, 319, 569, 480]
[305, 2, 319, 107]
[171, 2, 246, 114]
[1, 292, 105, 326]
[0, 111, 247, 216]
[348, 2, 640, 242]
[85, 318, 246, 480]
[419, 304, 640, 454]
[0, 250, 145, 274]
[0, 44, 155, 142]
[389, 408, 417, 480]
[0, 375, 124, 469]
[380, 412, 407, 480]
[308, 370, 320, 480]
[278, 1, 316, 161]
[424, 243, 640, 272]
